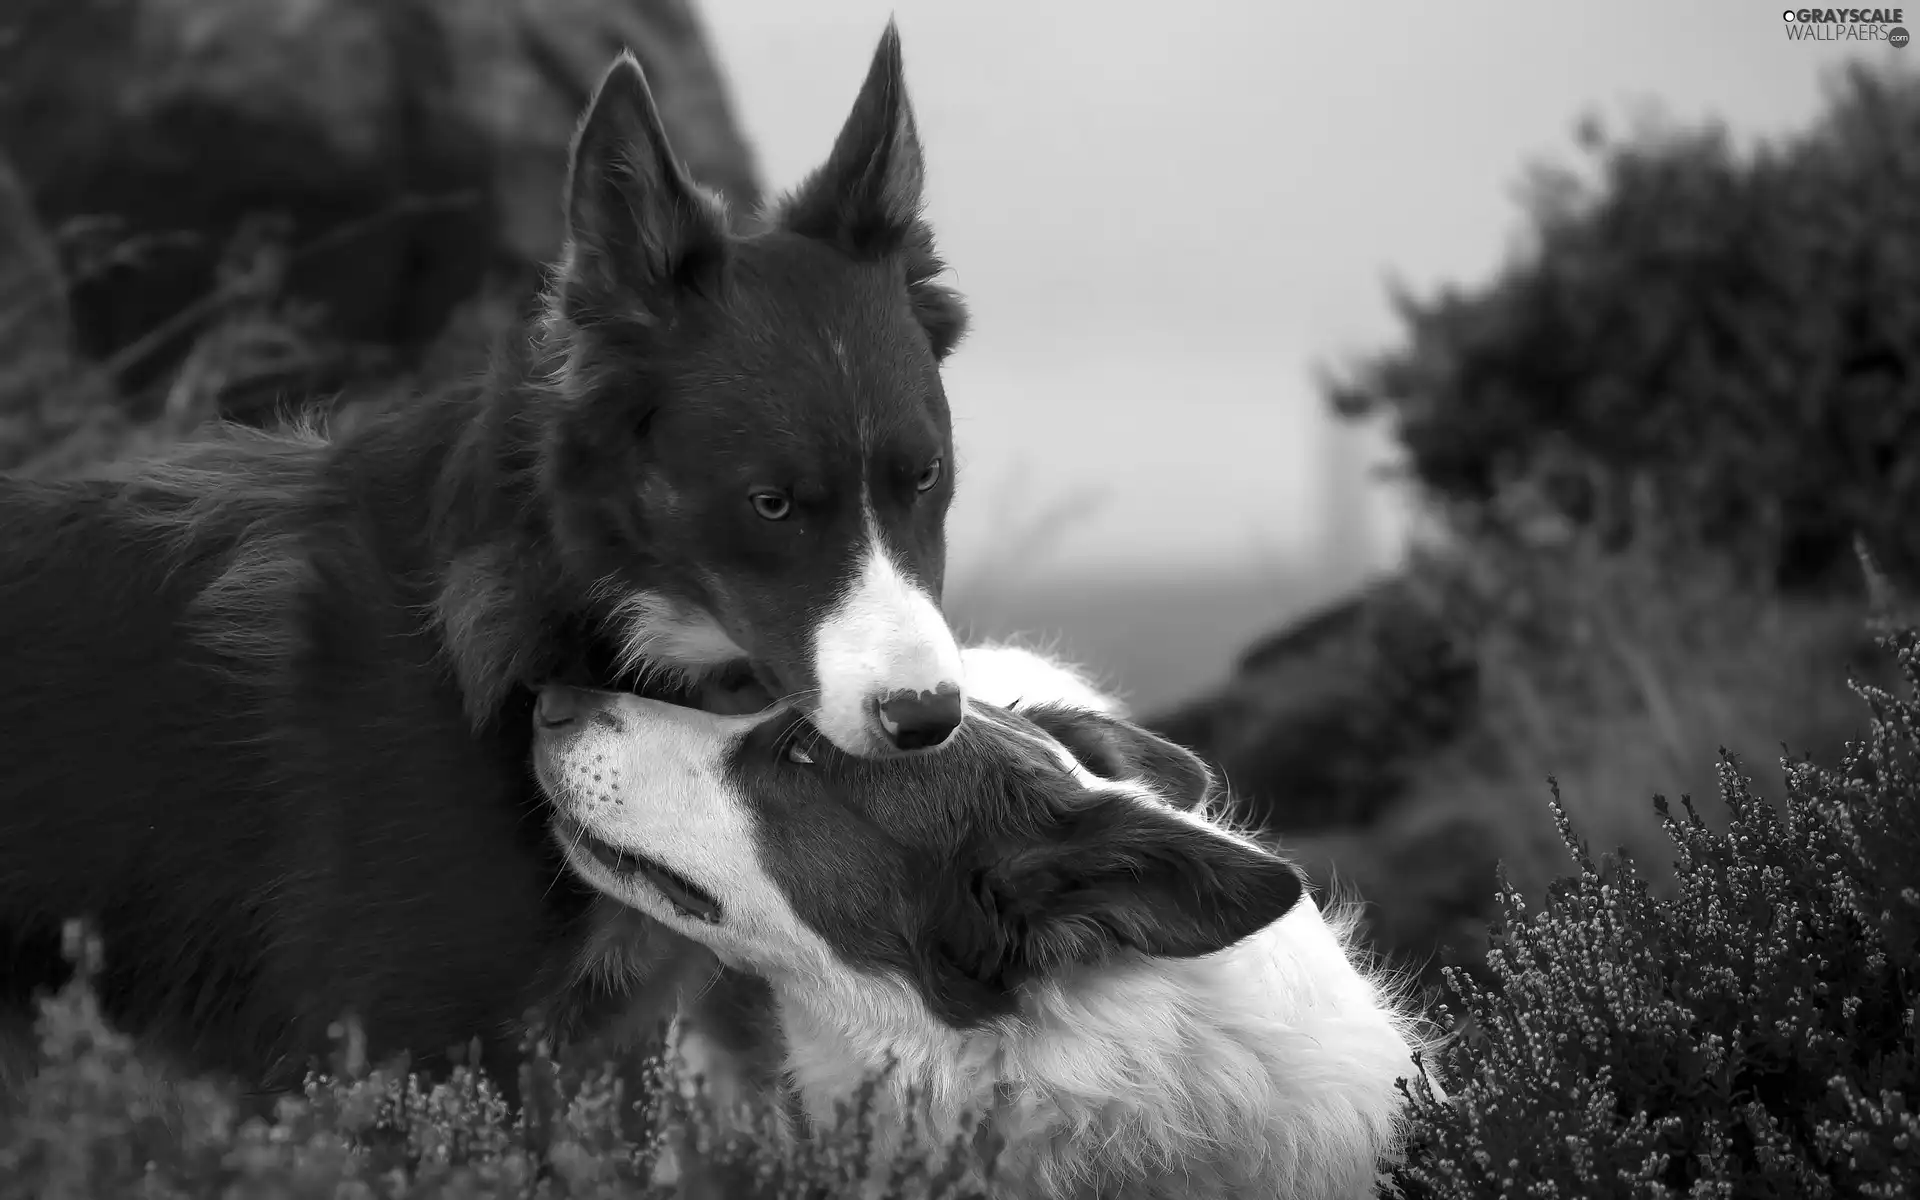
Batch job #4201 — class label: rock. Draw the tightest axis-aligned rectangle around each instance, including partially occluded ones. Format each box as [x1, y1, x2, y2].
[464, 0, 761, 265]
[1145, 578, 1479, 834]
[1286, 801, 1504, 991]
[0, 0, 761, 417]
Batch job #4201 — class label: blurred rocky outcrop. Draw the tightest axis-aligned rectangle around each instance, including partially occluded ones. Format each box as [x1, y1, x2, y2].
[1142, 578, 1489, 988]
[1146, 578, 1479, 834]
[0, 0, 760, 455]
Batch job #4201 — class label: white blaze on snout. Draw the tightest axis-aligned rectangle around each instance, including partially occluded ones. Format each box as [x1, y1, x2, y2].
[532, 694, 823, 977]
[809, 509, 965, 755]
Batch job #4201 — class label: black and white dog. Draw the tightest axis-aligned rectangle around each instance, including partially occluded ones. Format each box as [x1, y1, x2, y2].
[535, 645, 1426, 1199]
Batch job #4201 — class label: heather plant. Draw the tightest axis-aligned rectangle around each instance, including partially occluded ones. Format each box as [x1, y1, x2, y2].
[0, 924, 992, 1200]
[1393, 628, 1920, 1199]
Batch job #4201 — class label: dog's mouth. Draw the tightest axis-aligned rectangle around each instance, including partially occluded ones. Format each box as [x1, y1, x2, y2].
[555, 815, 723, 924]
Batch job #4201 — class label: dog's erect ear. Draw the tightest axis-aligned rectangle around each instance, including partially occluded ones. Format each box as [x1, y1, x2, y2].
[779, 22, 969, 359]
[1022, 704, 1218, 812]
[982, 799, 1303, 971]
[782, 22, 924, 255]
[558, 52, 728, 322]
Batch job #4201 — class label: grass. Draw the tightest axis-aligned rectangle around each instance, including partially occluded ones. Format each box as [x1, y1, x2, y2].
[1283, 510, 1892, 991]
[1428, 531, 1875, 895]
[0, 197, 513, 479]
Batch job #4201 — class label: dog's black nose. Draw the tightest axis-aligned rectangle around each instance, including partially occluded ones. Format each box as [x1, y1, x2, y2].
[876, 687, 964, 750]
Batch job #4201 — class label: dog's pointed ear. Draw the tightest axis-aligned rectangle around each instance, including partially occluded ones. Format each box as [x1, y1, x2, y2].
[1021, 704, 1219, 812]
[782, 21, 924, 254]
[557, 52, 728, 323]
[779, 22, 969, 359]
[983, 799, 1303, 970]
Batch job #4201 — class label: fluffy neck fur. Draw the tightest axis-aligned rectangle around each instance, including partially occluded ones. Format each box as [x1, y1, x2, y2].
[357, 327, 643, 725]
[774, 893, 1426, 1200]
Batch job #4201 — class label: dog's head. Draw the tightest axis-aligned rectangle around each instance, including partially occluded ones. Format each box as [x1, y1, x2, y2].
[535, 24, 969, 758]
[531, 649, 1304, 1036]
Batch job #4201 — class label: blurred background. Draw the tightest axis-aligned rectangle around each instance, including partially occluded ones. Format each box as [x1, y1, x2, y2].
[2, 0, 1915, 986]
[708, 1, 1863, 712]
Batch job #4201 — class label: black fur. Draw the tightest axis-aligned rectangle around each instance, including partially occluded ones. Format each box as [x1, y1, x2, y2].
[1021, 702, 1220, 810]
[0, 25, 968, 1096]
[520, 23, 967, 735]
[774, 23, 968, 361]
[0, 453, 596, 1093]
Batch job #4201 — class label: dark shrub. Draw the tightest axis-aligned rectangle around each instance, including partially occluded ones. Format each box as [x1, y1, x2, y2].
[1395, 629, 1920, 1199]
[1326, 62, 1920, 592]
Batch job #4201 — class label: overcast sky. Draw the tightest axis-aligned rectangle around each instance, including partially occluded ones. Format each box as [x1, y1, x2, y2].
[701, 0, 1895, 596]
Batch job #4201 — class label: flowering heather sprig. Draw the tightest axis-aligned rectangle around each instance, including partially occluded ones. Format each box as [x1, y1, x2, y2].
[1393, 631, 1920, 1199]
[0, 928, 990, 1199]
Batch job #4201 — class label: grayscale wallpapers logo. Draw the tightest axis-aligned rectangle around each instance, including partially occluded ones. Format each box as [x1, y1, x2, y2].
[1781, 8, 1910, 45]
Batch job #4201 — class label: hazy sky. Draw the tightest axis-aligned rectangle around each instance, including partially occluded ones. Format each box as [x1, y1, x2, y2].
[701, 1, 1895, 598]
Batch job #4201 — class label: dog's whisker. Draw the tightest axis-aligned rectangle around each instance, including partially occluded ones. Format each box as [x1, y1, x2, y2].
[772, 722, 805, 758]
[692, 962, 729, 1002]
[540, 809, 594, 901]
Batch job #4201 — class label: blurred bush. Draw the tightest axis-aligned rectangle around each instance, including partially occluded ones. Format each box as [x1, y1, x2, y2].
[1394, 627, 1920, 1199]
[1330, 64, 1920, 592]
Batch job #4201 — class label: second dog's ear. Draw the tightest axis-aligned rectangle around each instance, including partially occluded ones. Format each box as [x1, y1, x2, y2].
[1023, 705, 1219, 812]
[557, 52, 728, 323]
[984, 799, 1304, 970]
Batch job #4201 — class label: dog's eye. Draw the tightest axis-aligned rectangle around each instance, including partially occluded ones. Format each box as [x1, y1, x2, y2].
[786, 743, 815, 765]
[750, 491, 793, 521]
[915, 458, 943, 493]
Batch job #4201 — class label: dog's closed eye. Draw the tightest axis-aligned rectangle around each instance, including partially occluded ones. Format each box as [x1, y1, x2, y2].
[689, 665, 777, 716]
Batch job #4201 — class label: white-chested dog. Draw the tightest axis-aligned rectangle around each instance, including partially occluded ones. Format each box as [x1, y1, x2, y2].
[533, 646, 1424, 1199]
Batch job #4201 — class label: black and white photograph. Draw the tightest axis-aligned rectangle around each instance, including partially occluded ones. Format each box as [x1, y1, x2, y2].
[0, 2, 1915, 1196]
